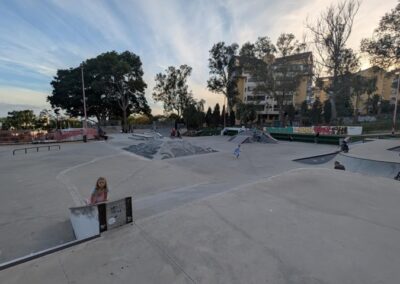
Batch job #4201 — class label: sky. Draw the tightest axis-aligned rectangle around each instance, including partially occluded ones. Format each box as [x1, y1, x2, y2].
[0, 0, 398, 117]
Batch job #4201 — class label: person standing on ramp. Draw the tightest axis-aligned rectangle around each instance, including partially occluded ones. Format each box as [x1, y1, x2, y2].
[234, 144, 241, 159]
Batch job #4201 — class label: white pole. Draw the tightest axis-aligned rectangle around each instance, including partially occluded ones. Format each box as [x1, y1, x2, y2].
[392, 73, 400, 135]
[81, 65, 88, 141]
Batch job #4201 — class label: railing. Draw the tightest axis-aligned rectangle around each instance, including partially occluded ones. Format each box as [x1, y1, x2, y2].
[13, 145, 61, 155]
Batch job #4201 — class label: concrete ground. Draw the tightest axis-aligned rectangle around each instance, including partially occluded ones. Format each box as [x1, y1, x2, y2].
[1, 134, 399, 283]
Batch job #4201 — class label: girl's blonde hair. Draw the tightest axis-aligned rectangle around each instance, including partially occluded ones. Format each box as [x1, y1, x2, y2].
[95, 177, 108, 192]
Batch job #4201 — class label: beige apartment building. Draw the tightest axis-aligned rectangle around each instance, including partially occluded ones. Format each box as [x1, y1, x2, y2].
[233, 52, 313, 123]
[314, 67, 399, 115]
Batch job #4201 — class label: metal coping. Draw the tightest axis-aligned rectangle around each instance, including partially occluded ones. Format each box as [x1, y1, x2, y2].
[0, 234, 100, 271]
[292, 151, 340, 162]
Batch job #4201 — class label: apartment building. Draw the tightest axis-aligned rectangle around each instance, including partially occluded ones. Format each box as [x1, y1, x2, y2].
[233, 52, 313, 122]
[314, 67, 399, 115]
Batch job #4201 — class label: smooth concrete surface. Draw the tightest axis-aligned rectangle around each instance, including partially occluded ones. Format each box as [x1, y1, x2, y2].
[336, 139, 400, 178]
[1, 135, 400, 283]
[343, 139, 400, 163]
[0, 136, 335, 262]
[1, 169, 400, 283]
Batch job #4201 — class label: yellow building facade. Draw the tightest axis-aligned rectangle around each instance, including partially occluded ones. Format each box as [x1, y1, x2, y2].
[234, 52, 313, 122]
[313, 67, 398, 115]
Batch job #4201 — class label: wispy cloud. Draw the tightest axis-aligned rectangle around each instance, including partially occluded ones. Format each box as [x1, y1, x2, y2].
[0, 86, 51, 116]
[0, 0, 398, 116]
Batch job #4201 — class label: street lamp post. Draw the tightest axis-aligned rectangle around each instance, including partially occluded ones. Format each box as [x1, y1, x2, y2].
[81, 64, 88, 142]
[392, 72, 400, 135]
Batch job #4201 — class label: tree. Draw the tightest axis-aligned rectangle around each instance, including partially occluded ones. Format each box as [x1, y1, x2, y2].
[300, 100, 310, 125]
[323, 99, 332, 124]
[310, 97, 323, 124]
[350, 75, 377, 122]
[153, 65, 194, 118]
[380, 98, 395, 114]
[239, 42, 256, 57]
[221, 105, 226, 126]
[285, 104, 296, 125]
[205, 107, 213, 127]
[36, 109, 54, 130]
[128, 114, 152, 125]
[307, 0, 361, 121]
[182, 99, 206, 129]
[236, 102, 257, 126]
[276, 33, 307, 57]
[49, 51, 150, 130]
[207, 42, 239, 127]
[229, 110, 236, 126]
[365, 94, 380, 115]
[5, 110, 36, 130]
[361, 2, 400, 70]
[106, 51, 150, 132]
[254, 36, 277, 59]
[212, 103, 221, 127]
[331, 48, 360, 118]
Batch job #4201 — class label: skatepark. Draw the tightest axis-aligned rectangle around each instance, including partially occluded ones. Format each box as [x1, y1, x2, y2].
[1, 133, 400, 283]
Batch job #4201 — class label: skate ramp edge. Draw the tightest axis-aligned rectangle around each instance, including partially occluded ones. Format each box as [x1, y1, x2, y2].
[338, 154, 400, 179]
[293, 151, 340, 165]
[0, 197, 133, 271]
[0, 235, 100, 271]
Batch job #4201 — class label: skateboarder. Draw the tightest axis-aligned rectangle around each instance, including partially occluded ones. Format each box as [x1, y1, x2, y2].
[90, 177, 109, 204]
[234, 144, 241, 159]
[341, 140, 349, 153]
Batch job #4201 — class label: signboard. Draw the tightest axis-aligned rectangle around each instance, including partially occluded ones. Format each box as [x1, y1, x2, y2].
[97, 197, 133, 232]
[69, 197, 133, 240]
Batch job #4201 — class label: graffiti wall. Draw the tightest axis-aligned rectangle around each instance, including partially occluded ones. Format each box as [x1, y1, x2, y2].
[266, 126, 362, 135]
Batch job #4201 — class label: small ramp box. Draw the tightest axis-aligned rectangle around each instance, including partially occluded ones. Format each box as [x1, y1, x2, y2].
[69, 197, 133, 240]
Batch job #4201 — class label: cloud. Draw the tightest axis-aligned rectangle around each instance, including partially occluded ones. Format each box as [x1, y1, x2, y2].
[0, 86, 50, 106]
[0, 103, 49, 117]
[0, 0, 398, 117]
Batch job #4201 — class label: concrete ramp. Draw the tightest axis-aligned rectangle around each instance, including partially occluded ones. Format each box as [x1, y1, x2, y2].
[70, 197, 133, 239]
[229, 131, 278, 144]
[0, 197, 133, 271]
[338, 153, 400, 179]
[69, 205, 100, 240]
[259, 132, 278, 143]
[229, 135, 251, 144]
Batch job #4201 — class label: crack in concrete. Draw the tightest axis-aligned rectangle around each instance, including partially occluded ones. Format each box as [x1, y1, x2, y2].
[134, 222, 197, 284]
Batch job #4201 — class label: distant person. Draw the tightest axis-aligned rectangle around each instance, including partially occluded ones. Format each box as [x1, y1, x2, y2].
[170, 128, 176, 137]
[341, 140, 349, 153]
[394, 171, 400, 181]
[334, 161, 346, 171]
[177, 129, 181, 138]
[90, 177, 109, 204]
[314, 131, 320, 144]
[233, 144, 241, 159]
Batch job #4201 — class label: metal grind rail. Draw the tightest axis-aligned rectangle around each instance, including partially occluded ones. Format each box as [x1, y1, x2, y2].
[13, 145, 61, 155]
